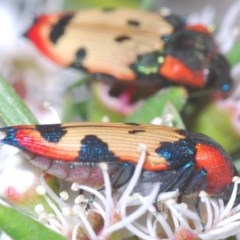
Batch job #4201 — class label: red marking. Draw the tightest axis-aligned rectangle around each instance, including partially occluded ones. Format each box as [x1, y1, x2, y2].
[26, 14, 69, 66]
[15, 127, 78, 161]
[185, 24, 211, 34]
[159, 56, 205, 88]
[195, 143, 234, 195]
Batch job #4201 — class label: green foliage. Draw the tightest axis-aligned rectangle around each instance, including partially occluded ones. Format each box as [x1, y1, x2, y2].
[126, 87, 187, 125]
[64, 0, 141, 10]
[0, 75, 37, 125]
[0, 204, 66, 240]
[187, 102, 240, 153]
[227, 40, 240, 66]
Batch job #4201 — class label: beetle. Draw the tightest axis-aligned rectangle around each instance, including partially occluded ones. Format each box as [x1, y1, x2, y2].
[25, 8, 232, 102]
[0, 122, 238, 203]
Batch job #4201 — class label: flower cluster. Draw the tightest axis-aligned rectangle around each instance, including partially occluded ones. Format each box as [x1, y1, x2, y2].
[26, 146, 240, 240]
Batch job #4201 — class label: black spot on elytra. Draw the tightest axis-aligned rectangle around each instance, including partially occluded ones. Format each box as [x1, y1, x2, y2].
[115, 35, 131, 42]
[49, 14, 74, 44]
[125, 123, 140, 126]
[79, 135, 118, 162]
[74, 48, 87, 64]
[127, 19, 140, 27]
[36, 124, 67, 143]
[128, 129, 145, 134]
[69, 48, 87, 70]
[155, 139, 196, 169]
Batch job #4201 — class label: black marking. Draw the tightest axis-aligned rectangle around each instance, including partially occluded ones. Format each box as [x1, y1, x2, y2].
[155, 139, 196, 169]
[164, 29, 216, 70]
[69, 48, 87, 70]
[163, 14, 185, 31]
[115, 35, 131, 42]
[207, 54, 232, 91]
[75, 48, 87, 64]
[79, 135, 118, 162]
[49, 13, 74, 44]
[128, 129, 145, 134]
[36, 124, 67, 143]
[0, 127, 19, 148]
[127, 19, 140, 27]
[125, 123, 140, 126]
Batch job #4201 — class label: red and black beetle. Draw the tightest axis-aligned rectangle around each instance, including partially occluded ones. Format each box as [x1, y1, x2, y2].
[0, 122, 238, 204]
[25, 8, 232, 95]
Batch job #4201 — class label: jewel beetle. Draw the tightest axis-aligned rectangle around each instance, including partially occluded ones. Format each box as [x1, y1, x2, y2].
[25, 8, 232, 94]
[0, 122, 238, 203]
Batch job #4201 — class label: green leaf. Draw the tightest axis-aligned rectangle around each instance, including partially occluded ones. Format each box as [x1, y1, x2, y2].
[0, 74, 37, 125]
[126, 87, 188, 123]
[140, 0, 156, 10]
[64, 0, 141, 9]
[88, 83, 126, 122]
[226, 40, 240, 66]
[62, 98, 88, 121]
[189, 102, 240, 152]
[0, 75, 59, 217]
[0, 204, 66, 240]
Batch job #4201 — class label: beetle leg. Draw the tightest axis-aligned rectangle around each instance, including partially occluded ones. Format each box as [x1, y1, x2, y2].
[183, 168, 207, 195]
[111, 163, 135, 189]
[153, 162, 194, 212]
[183, 168, 207, 217]
[84, 194, 96, 212]
[159, 162, 195, 193]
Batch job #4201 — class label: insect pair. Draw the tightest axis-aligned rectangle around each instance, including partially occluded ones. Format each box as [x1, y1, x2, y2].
[2, 8, 236, 213]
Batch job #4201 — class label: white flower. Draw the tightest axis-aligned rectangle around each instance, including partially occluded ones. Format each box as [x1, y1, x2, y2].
[28, 146, 240, 240]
